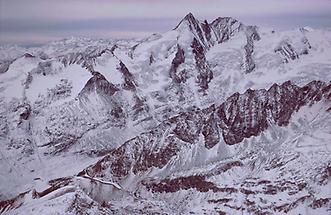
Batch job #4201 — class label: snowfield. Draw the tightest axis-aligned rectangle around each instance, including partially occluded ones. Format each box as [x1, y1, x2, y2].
[0, 14, 330, 214]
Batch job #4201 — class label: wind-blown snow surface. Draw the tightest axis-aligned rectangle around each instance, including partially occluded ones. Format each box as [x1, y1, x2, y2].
[0, 14, 330, 214]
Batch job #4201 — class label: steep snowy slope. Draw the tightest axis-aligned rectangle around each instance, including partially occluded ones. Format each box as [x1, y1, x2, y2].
[0, 13, 330, 214]
[2, 80, 330, 215]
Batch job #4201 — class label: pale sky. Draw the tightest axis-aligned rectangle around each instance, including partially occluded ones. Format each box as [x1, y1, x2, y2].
[1, 0, 331, 46]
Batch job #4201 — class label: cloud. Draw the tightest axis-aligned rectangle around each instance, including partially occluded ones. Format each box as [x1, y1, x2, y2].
[2, 0, 331, 21]
[1, 0, 331, 45]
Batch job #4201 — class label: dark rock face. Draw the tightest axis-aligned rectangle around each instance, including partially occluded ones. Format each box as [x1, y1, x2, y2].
[175, 13, 210, 48]
[218, 90, 268, 144]
[184, 13, 206, 46]
[310, 198, 331, 209]
[210, 17, 261, 73]
[118, 61, 137, 91]
[149, 53, 155, 65]
[301, 37, 311, 55]
[169, 45, 187, 83]
[82, 107, 213, 179]
[82, 123, 183, 179]
[59, 47, 111, 72]
[174, 13, 196, 30]
[0, 61, 13, 74]
[132, 137, 180, 174]
[191, 38, 213, 91]
[243, 40, 255, 73]
[16, 104, 31, 121]
[218, 80, 330, 144]
[79, 72, 119, 97]
[143, 174, 240, 194]
[201, 20, 213, 46]
[82, 80, 330, 181]
[201, 106, 220, 149]
[246, 26, 261, 41]
[32, 177, 73, 199]
[35, 61, 52, 76]
[275, 41, 299, 63]
[143, 175, 220, 193]
[43, 134, 81, 155]
[0, 191, 29, 214]
[23, 53, 35, 58]
[275, 36, 312, 63]
[244, 26, 261, 73]
[210, 17, 242, 43]
[243, 26, 260, 73]
[110, 45, 118, 54]
[171, 107, 204, 144]
[131, 95, 149, 121]
[175, 13, 257, 51]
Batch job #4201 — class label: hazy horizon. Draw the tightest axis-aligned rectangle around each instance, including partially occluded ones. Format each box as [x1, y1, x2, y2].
[1, 0, 331, 46]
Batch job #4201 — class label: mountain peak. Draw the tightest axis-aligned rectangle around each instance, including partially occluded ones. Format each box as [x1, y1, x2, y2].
[174, 12, 200, 30]
[212, 16, 238, 25]
[184, 12, 196, 21]
[79, 71, 119, 97]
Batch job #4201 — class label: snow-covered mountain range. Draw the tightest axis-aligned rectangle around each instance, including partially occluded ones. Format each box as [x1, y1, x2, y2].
[0, 13, 330, 214]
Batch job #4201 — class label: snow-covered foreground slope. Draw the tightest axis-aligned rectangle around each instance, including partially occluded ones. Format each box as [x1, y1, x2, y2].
[0, 14, 330, 214]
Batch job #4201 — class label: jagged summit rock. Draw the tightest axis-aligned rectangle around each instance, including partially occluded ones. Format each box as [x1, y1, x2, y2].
[118, 61, 137, 91]
[210, 16, 243, 43]
[172, 13, 260, 73]
[174, 12, 200, 30]
[79, 71, 119, 97]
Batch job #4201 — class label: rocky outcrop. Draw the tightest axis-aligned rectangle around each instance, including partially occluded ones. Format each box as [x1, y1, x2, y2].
[80, 106, 217, 180]
[191, 38, 213, 91]
[18, 104, 31, 121]
[58, 47, 112, 71]
[0, 60, 13, 74]
[218, 80, 330, 144]
[143, 161, 243, 193]
[32, 177, 73, 199]
[243, 38, 255, 73]
[131, 95, 150, 122]
[149, 53, 155, 65]
[175, 13, 261, 74]
[274, 35, 311, 64]
[143, 175, 221, 193]
[79, 72, 119, 97]
[201, 20, 213, 46]
[118, 61, 137, 91]
[23, 53, 35, 58]
[210, 17, 242, 43]
[81, 80, 330, 181]
[275, 41, 299, 63]
[201, 105, 220, 149]
[171, 107, 204, 144]
[242, 26, 260, 73]
[174, 13, 211, 48]
[0, 191, 29, 214]
[34, 61, 52, 76]
[80, 122, 182, 179]
[169, 45, 187, 83]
